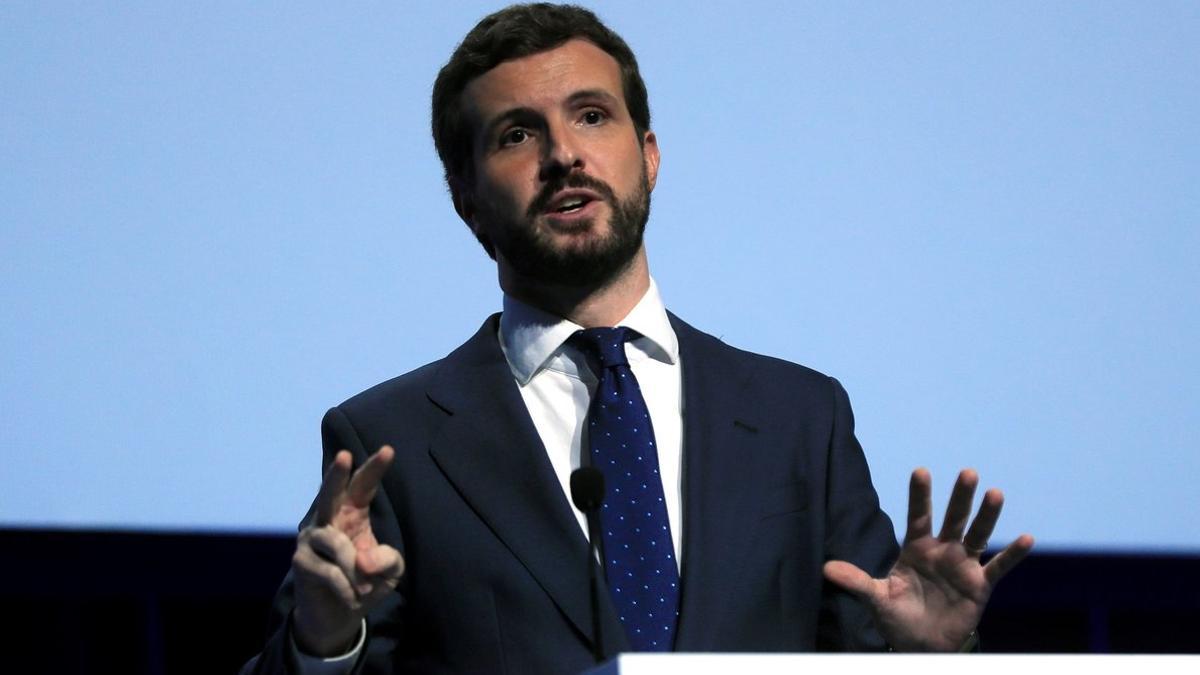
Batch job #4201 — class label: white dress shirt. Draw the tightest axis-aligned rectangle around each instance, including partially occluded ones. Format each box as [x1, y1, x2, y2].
[294, 278, 684, 670]
[498, 277, 685, 566]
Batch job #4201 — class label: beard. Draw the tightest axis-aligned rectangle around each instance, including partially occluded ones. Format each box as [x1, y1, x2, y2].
[485, 169, 651, 288]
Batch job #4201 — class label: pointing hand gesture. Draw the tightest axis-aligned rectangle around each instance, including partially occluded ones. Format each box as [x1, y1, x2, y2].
[824, 468, 1034, 651]
[291, 446, 404, 656]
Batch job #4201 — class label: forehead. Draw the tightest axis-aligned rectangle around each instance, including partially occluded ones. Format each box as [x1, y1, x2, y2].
[461, 38, 626, 125]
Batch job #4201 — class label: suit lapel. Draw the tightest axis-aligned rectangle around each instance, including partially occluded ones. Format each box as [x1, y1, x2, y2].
[669, 314, 773, 649]
[423, 313, 771, 652]
[424, 316, 624, 652]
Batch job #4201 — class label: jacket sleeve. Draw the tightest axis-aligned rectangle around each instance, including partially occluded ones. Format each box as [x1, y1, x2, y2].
[816, 377, 900, 651]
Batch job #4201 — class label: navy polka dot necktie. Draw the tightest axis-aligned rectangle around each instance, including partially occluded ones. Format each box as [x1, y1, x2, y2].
[571, 326, 680, 652]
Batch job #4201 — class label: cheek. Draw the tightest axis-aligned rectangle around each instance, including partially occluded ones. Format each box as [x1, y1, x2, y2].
[482, 161, 539, 203]
[475, 178, 530, 221]
[608, 148, 648, 193]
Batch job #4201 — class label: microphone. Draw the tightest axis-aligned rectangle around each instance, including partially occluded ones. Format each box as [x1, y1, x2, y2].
[570, 467, 606, 664]
[570, 466, 605, 511]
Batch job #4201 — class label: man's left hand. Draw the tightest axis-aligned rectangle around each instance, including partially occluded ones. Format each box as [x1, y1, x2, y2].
[823, 468, 1034, 651]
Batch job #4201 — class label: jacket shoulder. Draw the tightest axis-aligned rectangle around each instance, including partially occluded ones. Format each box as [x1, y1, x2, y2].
[340, 358, 442, 409]
[669, 312, 839, 393]
[333, 313, 501, 420]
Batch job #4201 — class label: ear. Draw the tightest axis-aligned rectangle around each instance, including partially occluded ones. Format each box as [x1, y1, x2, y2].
[642, 130, 661, 192]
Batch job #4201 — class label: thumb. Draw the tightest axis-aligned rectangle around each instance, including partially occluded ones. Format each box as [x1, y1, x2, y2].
[823, 560, 878, 601]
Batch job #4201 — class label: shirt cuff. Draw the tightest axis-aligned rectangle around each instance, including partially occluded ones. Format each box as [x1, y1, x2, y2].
[289, 619, 366, 675]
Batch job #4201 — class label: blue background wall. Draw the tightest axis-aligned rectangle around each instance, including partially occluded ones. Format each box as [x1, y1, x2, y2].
[4, 1, 1196, 552]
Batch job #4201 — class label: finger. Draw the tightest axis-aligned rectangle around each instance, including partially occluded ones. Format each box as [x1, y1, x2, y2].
[937, 468, 978, 542]
[293, 542, 358, 604]
[346, 445, 395, 509]
[905, 468, 934, 542]
[357, 544, 405, 582]
[307, 526, 366, 594]
[360, 546, 405, 606]
[822, 560, 880, 604]
[314, 451, 353, 526]
[962, 488, 1004, 555]
[983, 534, 1035, 586]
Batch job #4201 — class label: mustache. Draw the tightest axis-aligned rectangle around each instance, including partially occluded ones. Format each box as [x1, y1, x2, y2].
[526, 173, 617, 218]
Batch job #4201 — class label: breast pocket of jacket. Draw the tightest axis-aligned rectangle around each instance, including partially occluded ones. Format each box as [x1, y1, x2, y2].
[758, 481, 809, 522]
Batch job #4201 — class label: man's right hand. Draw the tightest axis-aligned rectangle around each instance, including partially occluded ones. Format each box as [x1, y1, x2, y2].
[291, 446, 404, 656]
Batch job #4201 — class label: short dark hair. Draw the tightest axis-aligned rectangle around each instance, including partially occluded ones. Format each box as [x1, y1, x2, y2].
[431, 3, 651, 187]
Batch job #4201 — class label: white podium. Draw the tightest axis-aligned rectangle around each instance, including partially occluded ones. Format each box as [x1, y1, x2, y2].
[584, 653, 1200, 675]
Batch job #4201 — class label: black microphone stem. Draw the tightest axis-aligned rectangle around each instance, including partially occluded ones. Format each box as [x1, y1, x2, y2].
[570, 467, 607, 664]
[585, 507, 604, 664]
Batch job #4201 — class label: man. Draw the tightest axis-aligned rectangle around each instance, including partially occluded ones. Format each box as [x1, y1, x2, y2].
[245, 4, 1033, 673]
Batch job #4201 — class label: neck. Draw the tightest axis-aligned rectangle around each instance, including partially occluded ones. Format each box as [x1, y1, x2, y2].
[499, 248, 650, 328]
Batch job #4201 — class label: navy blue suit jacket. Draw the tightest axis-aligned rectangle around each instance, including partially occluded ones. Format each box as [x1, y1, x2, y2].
[245, 313, 898, 674]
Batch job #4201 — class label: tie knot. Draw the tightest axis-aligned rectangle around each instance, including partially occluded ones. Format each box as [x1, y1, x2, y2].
[571, 326, 634, 371]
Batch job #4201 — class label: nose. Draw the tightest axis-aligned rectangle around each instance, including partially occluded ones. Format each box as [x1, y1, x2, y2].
[539, 123, 584, 182]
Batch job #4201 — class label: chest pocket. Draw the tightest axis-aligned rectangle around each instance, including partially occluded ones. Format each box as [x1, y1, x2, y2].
[758, 481, 808, 521]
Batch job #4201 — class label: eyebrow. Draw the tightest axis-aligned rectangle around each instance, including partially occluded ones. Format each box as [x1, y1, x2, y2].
[483, 107, 538, 140]
[565, 88, 620, 108]
[482, 89, 622, 139]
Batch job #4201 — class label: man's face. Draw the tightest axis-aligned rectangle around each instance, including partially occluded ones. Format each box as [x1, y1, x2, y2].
[457, 39, 660, 287]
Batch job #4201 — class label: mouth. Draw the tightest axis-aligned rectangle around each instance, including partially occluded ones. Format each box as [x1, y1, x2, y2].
[543, 189, 602, 217]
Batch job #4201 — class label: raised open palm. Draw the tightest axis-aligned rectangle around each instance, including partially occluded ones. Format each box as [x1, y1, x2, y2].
[824, 468, 1034, 651]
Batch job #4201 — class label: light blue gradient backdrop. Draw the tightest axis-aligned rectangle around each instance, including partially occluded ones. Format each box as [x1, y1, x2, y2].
[3, 2, 1197, 551]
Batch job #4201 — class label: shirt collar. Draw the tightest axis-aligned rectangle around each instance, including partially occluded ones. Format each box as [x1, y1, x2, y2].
[499, 278, 679, 385]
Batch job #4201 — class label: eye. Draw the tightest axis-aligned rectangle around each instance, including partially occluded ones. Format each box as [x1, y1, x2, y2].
[581, 109, 606, 125]
[500, 128, 529, 147]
